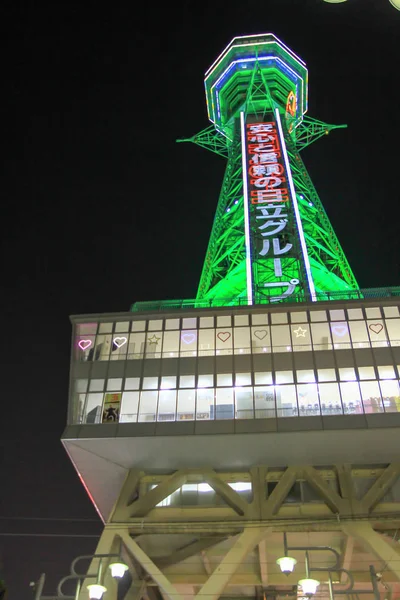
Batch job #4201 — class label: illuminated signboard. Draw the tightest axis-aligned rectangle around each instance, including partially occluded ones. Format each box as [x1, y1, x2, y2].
[245, 117, 304, 302]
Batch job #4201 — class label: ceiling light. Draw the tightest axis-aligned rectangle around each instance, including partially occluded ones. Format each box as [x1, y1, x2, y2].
[109, 561, 129, 578]
[298, 578, 320, 596]
[276, 556, 297, 574]
[87, 583, 107, 599]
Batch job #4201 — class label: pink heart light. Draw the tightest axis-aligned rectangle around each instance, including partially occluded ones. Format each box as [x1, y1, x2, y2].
[254, 330, 267, 340]
[181, 333, 196, 344]
[369, 323, 383, 334]
[217, 331, 231, 343]
[78, 339, 92, 351]
[331, 325, 348, 337]
[113, 337, 127, 348]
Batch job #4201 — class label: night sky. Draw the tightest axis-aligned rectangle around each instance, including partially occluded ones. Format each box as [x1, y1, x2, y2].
[1, 1, 399, 598]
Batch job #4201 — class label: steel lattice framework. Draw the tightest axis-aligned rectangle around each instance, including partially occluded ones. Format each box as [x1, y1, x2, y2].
[178, 34, 358, 306]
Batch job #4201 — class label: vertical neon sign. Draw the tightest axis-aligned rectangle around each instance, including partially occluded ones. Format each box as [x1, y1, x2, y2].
[240, 111, 254, 306]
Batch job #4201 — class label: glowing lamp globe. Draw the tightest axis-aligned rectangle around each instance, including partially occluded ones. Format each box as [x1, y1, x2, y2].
[323, 0, 347, 2]
[298, 578, 320, 596]
[276, 556, 297, 574]
[87, 584, 107, 599]
[109, 561, 129, 578]
[388, 0, 400, 9]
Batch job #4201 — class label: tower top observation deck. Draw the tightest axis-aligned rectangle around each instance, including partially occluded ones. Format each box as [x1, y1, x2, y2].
[204, 33, 308, 138]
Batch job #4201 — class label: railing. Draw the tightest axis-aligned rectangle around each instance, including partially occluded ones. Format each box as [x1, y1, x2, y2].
[130, 287, 400, 313]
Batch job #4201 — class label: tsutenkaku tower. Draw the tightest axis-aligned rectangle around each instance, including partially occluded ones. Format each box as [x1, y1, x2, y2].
[180, 34, 358, 306]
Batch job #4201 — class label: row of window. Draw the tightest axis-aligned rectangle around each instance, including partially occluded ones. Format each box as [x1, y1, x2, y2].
[75, 318, 400, 361]
[73, 365, 400, 394]
[75, 305, 400, 337]
[73, 380, 400, 425]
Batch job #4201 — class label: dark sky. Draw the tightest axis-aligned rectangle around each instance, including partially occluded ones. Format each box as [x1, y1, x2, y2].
[1, 1, 399, 598]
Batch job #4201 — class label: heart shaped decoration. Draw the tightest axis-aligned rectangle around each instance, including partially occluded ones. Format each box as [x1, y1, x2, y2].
[113, 336, 127, 348]
[369, 323, 383, 334]
[217, 331, 231, 343]
[182, 333, 196, 344]
[78, 339, 92, 351]
[254, 330, 268, 340]
[332, 325, 348, 337]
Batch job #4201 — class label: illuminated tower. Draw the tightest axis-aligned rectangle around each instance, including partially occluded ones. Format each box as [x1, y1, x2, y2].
[178, 34, 358, 306]
[55, 34, 400, 600]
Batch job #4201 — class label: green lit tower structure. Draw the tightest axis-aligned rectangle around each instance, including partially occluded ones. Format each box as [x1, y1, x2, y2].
[180, 33, 358, 306]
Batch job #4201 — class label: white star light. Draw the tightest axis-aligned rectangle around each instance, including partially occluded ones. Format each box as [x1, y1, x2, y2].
[293, 326, 307, 338]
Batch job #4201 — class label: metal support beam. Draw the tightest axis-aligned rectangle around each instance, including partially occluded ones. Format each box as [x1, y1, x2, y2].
[342, 522, 400, 581]
[264, 467, 297, 517]
[112, 469, 142, 521]
[118, 530, 184, 600]
[340, 535, 354, 583]
[362, 464, 400, 511]
[302, 466, 345, 513]
[258, 539, 269, 587]
[129, 470, 188, 518]
[155, 537, 225, 569]
[204, 471, 249, 516]
[195, 528, 271, 600]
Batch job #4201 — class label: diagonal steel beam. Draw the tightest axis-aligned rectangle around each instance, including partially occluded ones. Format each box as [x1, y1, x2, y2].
[362, 464, 400, 511]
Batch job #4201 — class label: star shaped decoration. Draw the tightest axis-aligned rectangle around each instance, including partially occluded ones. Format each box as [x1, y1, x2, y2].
[148, 334, 161, 345]
[293, 326, 307, 338]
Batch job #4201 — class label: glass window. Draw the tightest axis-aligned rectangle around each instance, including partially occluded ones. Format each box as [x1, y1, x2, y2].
[234, 315, 249, 326]
[216, 328, 233, 355]
[217, 315, 231, 327]
[217, 374, 232, 387]
[145, 331, 163, 358]
[291, 324, 312, 352]
[198, 374, 214, 388]
[380, 380, 400, 413]
[148, 320, 163, 331]
[215, 388, 234, 419]
[276, 385, 298, 417]
[197, 389, 213, 419]
[110, 335, 128, 360]
[179, 375, 195, 388]
[254, 372, 273, 385]
[251, 326, 270, 353]
[331, 322, 351, 349]
[358, 366, 375, 380]
[236, 373, 252, 386]
[235, 388, 254, 419]
[275, 371, 294, 384]
[115, 321, 129, 333]
[366, 307, 382, 319]
[125, 378, 140, 390]
[143, 377, 158, 390]
[89, 379, 105, 392]
[378, 366, 395, 379]
[162, 331, 180, 357]
[252, 313, 268, 325]
[76, 332, 97, 362]
[311, 322, 332, 351]
[367, 320, 387, 347]
[107, 378, 123, 391]
[99, 322, 113, 333]
[182, 317, 197, 329]
[347, 309, 363, 320]
[360, 381, 383, 413]
[317, 369, 336, 382]
[199, 317, 214, 328]
[340, 383, 361, 412]
[271, 313, 288, 324]
[165, 318, 179, 330]
[384, 307, 399, 318]
[349, 321, 370, 348]
[120, 391, 139, 422]
[139, 391, 158, 422]
[161, 376, 177, 390]
[84, 393, 103, 423]
[128, 333, 145, 359]
[271, 325, 291, 352]
[158, 390, 177, 421]
[72, 380, 87, 424]
[297, 383, 320, 416]
[180, 330, 197, 356]
[234, 327, 251, 354]
[310, 311, 327, 322]
[330, 309, 345, 321]
[254, 386, 275, 418]
[297, 370, 316, 383]
[199, 329, 215, 356]
[385, 319, 400, 346]
[291, 311, 308, 323]
[131, 320, 146, 332]
[177, 390, 195, 420]
[339, 368, 356, 381]
[75, 379, 88, 392]
[319, 382, 342, 415]
[76, 323, 98, 336]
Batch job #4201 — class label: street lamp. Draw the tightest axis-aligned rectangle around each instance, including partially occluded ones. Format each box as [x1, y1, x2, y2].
[87, 583, 107, 600]
[276, 555, 297, 574]
[109, 561, 129, 578]
[298, 578, 320, 596]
